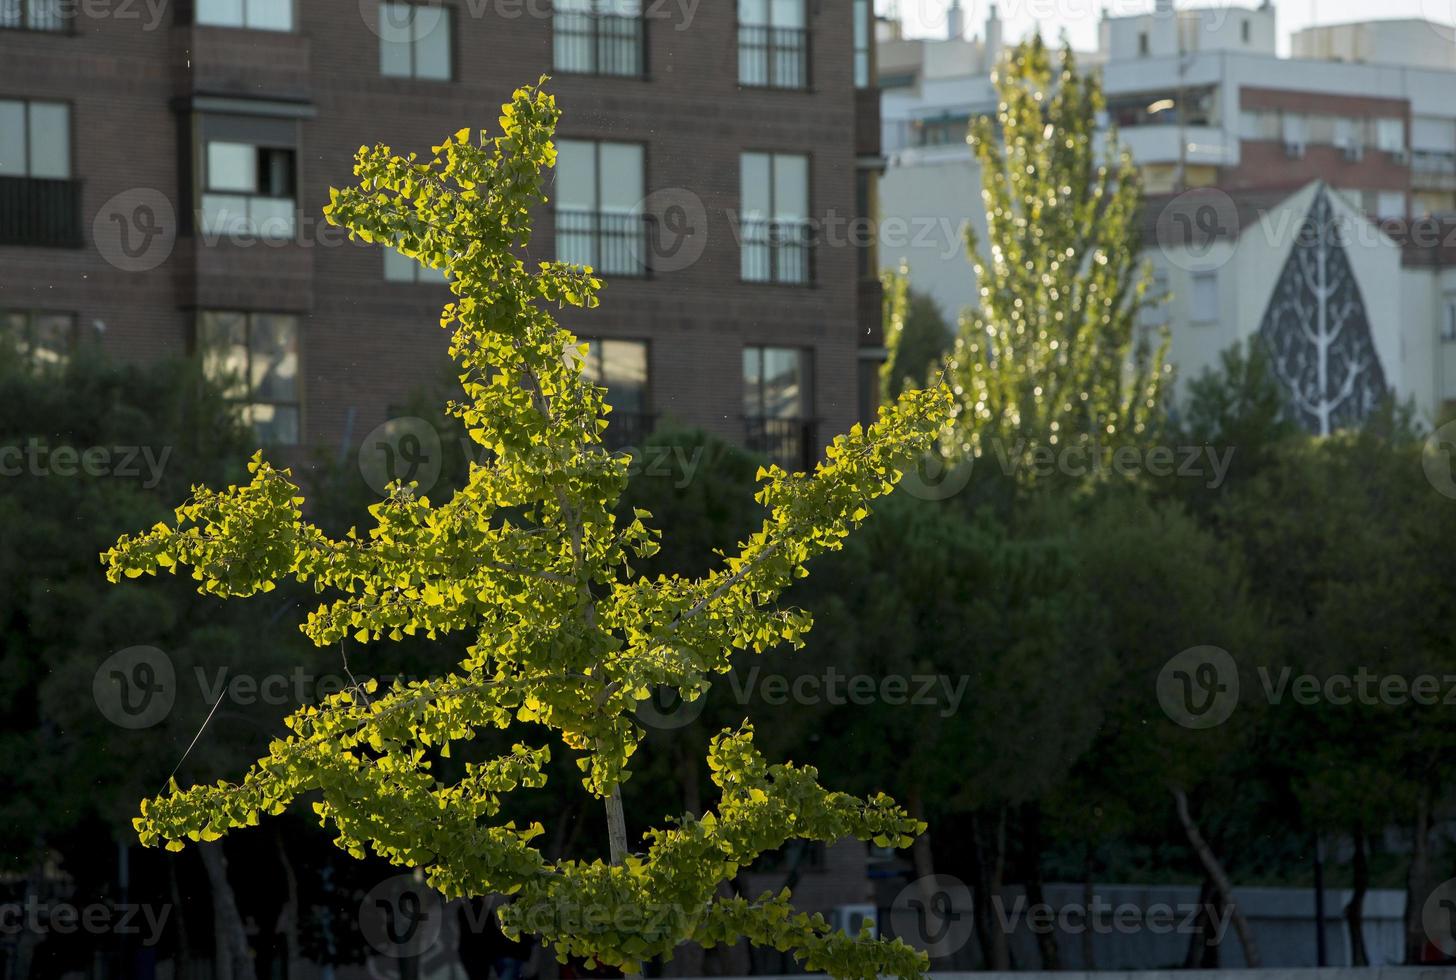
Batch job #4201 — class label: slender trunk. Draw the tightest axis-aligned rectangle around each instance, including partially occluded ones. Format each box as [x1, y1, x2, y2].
[672, 757, 707, 979]
[1171, 788, 1261, 968]
[1079, 846, 1096, 970]
[1183, 876, 1217, 968]
[605, 787, 644, 980]
[1345, 828, 1370, 966]
[1022, 804, 1059, 971]
[970, 810, 1010, 971]
[1405, 790, 1433, 964]
[198, 841, 255, 980]
[906, 790, 943, 959]
[273, 830, 300, 980]
[169, 854, 193, 969]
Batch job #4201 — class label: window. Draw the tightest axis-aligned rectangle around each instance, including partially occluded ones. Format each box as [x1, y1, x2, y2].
[739, 0, 807, 89]
[200, 138, 297, 240]
[195, 0, 292, 31]
[741, 152, 810, 284]
[1376, 118, 1405, 154]
[1376, 191, 1406, 220]
[0, 98, 78, 247]
[379, 3, 451, 80]
[383, 249, 449, 284]
[743, 345, 813, 469]
[853, 0, 871, 88]
[1240, 19, 1250, 43]
[1138, 32, 1149, 56]
[555, 139, 646, 277]
[554, 0, 643, 77]
[1443, 298, 1456, 343]
[1190, 272, 1218, 324]
[1, 310, 75, 366]
[0, 0, 65, 31]
[579, 338, 650, 448]
[0, 99, 70, 178]
[198, 311, 301, 444]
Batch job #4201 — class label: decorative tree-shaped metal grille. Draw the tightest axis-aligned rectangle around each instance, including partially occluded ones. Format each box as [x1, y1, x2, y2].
[1259, 187, 1388, 435]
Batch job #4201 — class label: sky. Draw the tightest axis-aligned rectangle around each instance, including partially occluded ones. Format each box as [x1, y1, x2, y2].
[881, 0, 1456, 54]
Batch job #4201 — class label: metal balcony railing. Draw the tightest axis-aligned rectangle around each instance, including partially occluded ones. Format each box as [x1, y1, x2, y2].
[556, 209, 650, 277]
[554, 10, 644, 77]
[740, 219, 812, 284]
[738, 24, 808, 89]
[0, 0, 67, 31]
[601, 410, 656, 452]
[0, 176, 82, 248]
[744, 416, 818, 472]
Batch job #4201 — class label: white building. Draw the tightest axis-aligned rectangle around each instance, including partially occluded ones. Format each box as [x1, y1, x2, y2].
[877, 2, 1456, 425]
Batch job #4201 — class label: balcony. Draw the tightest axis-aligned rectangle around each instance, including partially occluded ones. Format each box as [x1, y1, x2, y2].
[738, 25, 808, 90]
[554, 11, 645, 78]
[601, 411, 657, 452]
[855, 88, 881, 159]
[740, 219, 813, 284]
[858, 277, 884, 348]
[745, 417, 818, 472]
[174, 24, 311, 100]
[1413, 150, 1456, 192]
[0, 176, 81, 248]
[556, 209, 650, 278]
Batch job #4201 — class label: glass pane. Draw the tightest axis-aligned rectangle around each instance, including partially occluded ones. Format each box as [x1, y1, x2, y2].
[0, 101, 25, 176]
[600, 340, 647, 414]
[207, 141, 257, 193]
[196, 0, 244, 26]
[770, 0, 803, 28]
[260, 148, 295, 197]
[555, 140, 598, 211]
[250, 314, 299, 402]
[199, 311, 249, 400]
[246, 0, 291, 30]
[26, 102, 69, 179]
[379, 3, 414, 76]
[598, 143, 643, 213]
[413, 6, 451, 80]
[248, 403, 300, 445]
[762, 347, 804, 418]
[771, 154, 808, 219]
[200, 194, 251, 238]
[738, 0, 768, 26]
[30, 313, 74, 367]
[249, 196, 296, 240]
[742, 347, 761, 415]
[0, 0, 18, 27]
[27, 0, 65, 31]
[383, 248, 416, 282]
[740, 153, 770, 219]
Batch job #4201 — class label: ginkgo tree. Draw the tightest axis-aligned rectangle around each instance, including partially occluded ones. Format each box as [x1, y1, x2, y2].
[102, 81, 949, 980]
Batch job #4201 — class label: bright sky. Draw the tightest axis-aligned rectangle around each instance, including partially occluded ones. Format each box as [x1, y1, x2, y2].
[881, 0, 1456, 54]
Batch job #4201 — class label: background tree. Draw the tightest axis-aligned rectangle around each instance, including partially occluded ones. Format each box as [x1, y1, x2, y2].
[880, 264, 953, 403]
[941, 37, 1168, 482]
[101, 83, 950, 980]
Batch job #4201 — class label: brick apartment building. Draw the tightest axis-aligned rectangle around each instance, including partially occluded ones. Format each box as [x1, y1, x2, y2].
[0, 0, 884, 472]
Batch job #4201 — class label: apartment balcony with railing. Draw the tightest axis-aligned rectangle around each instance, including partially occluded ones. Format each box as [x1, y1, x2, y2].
[738, 25, 808, 90]
[1413, 150, 1456, 192]
[740, 219, 812, 285]
[600, 410, 657, 452]
[744, 416, 818, 471]
[556, 209, 651, 278]
[0, 175, 81, 248]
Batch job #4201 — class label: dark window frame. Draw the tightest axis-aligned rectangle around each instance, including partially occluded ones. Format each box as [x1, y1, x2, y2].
[737, 0, 810, 91]
[0, 309, 78, 365]
[739, 150, 813, 286]
[554, 138, 650, 279]
[195, 309, 304, 446]
[552, 0, 647, 79]
[190, 0, 296, 31]
[378, 1, 456, 82]
[578, 336, 653, 448]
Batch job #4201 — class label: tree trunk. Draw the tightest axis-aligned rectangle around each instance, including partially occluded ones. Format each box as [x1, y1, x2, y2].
[1404, 790, 1433, 964]
[605, 787, 645, 980]
[169, 854, 192, 970]
[970, 809, 1011, 971]
[906, 790, 944, 959]
[1345, 828, 1369, 966]
[1171, 788, 1261, 968]
[1080, 846, 1096, 971]
[198, 841, 256, 980]
[1183, 875, 1218, 968]
[273, 830, 301, 980]
[1022, 803, 1059, 971]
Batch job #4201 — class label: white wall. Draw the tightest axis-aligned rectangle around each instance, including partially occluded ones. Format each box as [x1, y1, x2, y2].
[877, 153, 985, 325]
